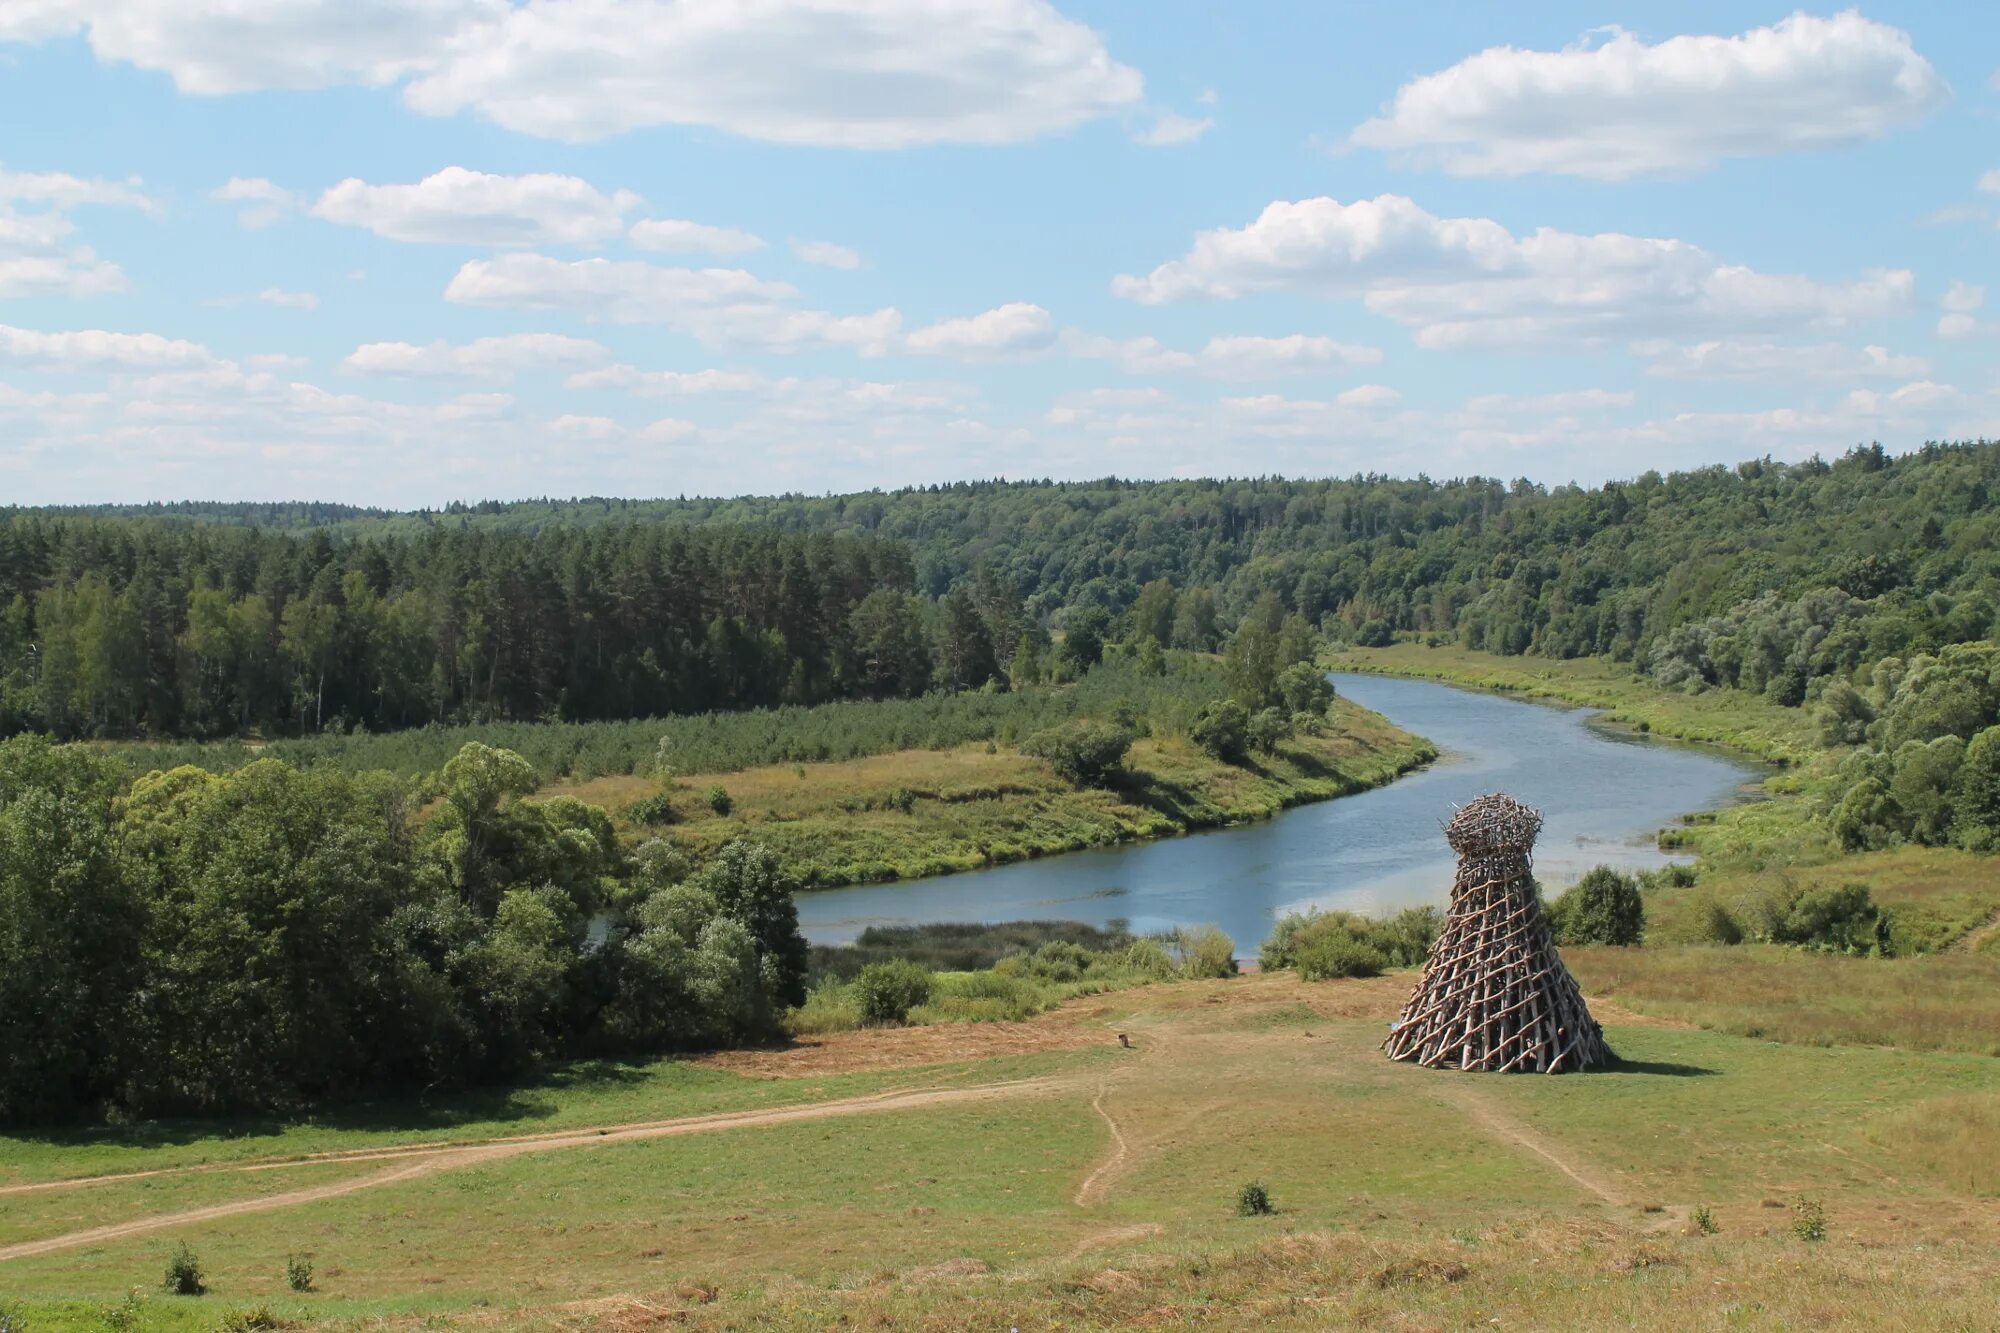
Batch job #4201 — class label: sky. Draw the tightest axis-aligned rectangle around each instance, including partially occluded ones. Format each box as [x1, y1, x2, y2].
[2, 2, 1999, 507]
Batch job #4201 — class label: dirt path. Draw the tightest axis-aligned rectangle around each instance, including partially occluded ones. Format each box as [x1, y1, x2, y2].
[1434, 1083, 1628, 1208]
[0, 1078, 1063, 1264]
[1072, 1080, 1131, 1207]
[1947, 907, 2000, 954]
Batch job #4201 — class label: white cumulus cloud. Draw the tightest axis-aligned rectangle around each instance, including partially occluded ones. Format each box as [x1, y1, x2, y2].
[906, 303, 1058, 358]
[445, 253, 904, 354]
[312, 167, 640, 247]
[341, 333, 610, 379]
[1636, 340, 1929, 381]
[1062, 330, 1381, 379]
[0, 322, 215, 369]
[630, 219, 765, 255]
[213, 176, 301, 228]
[1349, 13, 1945, 179]
[790, 239, 863, 270]
[1113, 194, 1912, 348]
[1134, 111, 1213, 147]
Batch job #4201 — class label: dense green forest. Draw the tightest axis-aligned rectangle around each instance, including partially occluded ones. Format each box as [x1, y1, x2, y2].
[0, 519, 1047, 739]
[14, 441, 1998, 739]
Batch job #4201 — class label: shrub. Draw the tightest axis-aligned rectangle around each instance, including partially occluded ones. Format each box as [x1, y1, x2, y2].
[1691, 1205, 1719, 1236]
[285, 1253, 314, 1293]
[1018, 940, 1093, 983]
[1191, 699, 1250, 763]
[1236, 1181, 1275, 1216]
[1296, 933, 1388, 980]
[1117, 937, 1178, 980]
[1771, 882, 1886, 955]
[217, 1308, 284, 1332]
[1791, 1196, 1827, 1242]
[854, 959, 933, 1025]
[623, 791, 677, 826]
[1019, 721, 1133, 788]
[1176, 925, 1238, 979]
[163, 1241, 205, 1296]
[1355, 619, 1394, 648]
[0, 1302, 25, 1333]
[1246, 707, 1292, 753]
[98, 1294, 142, 1333]
[705, 784, 733, 816]
[885, 785, 917, 814]
[1548, 866, 1644, 946]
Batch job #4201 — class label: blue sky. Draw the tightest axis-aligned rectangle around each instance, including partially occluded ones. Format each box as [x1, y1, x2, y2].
[2, 2, 1998, 506]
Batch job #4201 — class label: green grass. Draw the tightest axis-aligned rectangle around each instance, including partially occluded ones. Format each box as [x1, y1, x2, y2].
[1330, 641, 1820, 763]
[9, 973, 1999, 1330]
[554, 697, 1434, 888]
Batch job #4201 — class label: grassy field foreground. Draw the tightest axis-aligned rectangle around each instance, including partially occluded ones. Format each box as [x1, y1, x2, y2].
[548, 697, 1434, 887]
[3, 972, 1998, 1330]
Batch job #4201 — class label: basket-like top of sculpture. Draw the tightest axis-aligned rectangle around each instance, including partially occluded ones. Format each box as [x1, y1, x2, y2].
[1444, 792, 1543, 858]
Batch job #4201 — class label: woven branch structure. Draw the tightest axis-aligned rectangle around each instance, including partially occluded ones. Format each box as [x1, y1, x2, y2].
[1383, 793, 1611, 1073]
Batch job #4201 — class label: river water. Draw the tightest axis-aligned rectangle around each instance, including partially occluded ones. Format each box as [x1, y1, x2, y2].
[793, 673, 1759, 949]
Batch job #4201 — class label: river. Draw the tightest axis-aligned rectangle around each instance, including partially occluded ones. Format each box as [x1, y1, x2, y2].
[794, 673, 1760, 949]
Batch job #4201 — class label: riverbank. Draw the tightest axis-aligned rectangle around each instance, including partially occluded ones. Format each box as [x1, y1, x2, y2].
[548, 696, 1436, 889]
[1327, 641, 1818, 764]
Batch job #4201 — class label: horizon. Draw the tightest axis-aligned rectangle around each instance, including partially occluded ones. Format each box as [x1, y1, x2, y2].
[6, 3, 2000, 504]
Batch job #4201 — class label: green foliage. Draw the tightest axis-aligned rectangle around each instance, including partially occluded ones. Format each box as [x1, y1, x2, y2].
[1692, 1205, 1718, 1236]
[97, 1292, 142, 1333]
[1261, 908, 1439, 975]
[1791, 1197, 1827, 1242]
[216, 1307, 284, 1332]
[163, 1241, 205, 1295]
[1175, 925, 1239, 979]
[854, 960, 934, 1025]
[1548, 866, 1646, 947]
[1191, 699, 1250, 763]
[285, 1253, 314, 1293]
[806, 921, 1136, 982]
[706, 784, 734, 816]
[0, 1303, 24, 1333]
[1769, 883, 1888, 955]
[1246, 707, 1291, 753]
[623, 790, 677, 826]
[1019, 720, 1133, 787]
[1235, 1181, 1275, 1216]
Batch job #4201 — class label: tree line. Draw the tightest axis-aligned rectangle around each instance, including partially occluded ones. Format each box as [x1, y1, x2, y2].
[0, 518, 1049, 740]
[0, 735, 806, 1125]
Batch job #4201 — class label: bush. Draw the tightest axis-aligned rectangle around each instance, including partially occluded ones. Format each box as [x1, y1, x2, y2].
[705, 784, 733, 816]
[1262, 908, 1437, 975]
[285, 1253, 314, 1293]
[1691, 1205, 1719, 1236]
[1191, 699, 1250, 763]
[1117, 937, 1178, 980]
[1017, 940, 1093, 983]
[1547, 866, 1645, 946]
[1236, 1181, 1274, 1216]
[1296, 933, 1388, 980]
[1355, 619, 1395, 648]
[0, 1302, 25, 1333]
[854, 959, 934, 1025]
[217, 1308, 284, 1332]
[1792, 1196, 1827, 1242]
[1019, 721, 1133, 788]
[1246, 707, 1292, 754]
[1176, 925, 1238, 978]
[623, 791, 677, 826]
[1771, 882, 1886, 955]
[163, 1241, 205, 1296]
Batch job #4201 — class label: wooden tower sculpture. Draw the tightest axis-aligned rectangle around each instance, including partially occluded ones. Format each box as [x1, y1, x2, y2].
[1383, 793, 1611, 1073]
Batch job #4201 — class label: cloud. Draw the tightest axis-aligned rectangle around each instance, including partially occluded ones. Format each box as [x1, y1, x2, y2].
[630, 219, 765, 255]
[341, 333, 610, 379]
[906, 302, 1058, 358]
[0, 322, 215, 369]
[1134, 111, 1214, 147]
[1979, 170, 2000, 195]
[312, 167, 640, 246]
[566, 365, 769, 395]
[1062, 330, 1382, 379]
[0, 210, 125, 298]
[1349, 13, 1945, 179]
[790, 239, 862, 270]
[444, 252, 904, 353]
[1636, 339, 1929, 382]
[257, 287, 319, 310]
[213, 176, 301, 228]
[9, 0, 504, 93]
[1937, 281, 1992, 338]
[399, 0, 1144, 146]
[1113, 194, 1912, 348]
[0, 164, 155, 212]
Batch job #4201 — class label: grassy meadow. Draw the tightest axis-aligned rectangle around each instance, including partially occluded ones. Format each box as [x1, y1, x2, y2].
[4, 973, 1998, 1330]
[546, 696, 1432, 887]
